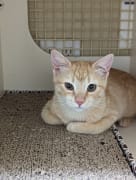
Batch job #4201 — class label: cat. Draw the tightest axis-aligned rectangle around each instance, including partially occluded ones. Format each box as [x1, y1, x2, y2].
[41, 49, 136, 134]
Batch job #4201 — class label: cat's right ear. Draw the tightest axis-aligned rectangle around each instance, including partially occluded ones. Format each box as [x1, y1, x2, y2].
[92, 54, 114, 77]
[51, 49, 71, 74]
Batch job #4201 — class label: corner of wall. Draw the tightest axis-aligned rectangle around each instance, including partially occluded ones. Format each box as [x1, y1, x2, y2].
[130, 60, 136, 77]
[0, 32, 4, 97]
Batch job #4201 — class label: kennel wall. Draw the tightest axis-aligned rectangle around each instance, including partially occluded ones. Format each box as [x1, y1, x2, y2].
[0, 0, 135, 91]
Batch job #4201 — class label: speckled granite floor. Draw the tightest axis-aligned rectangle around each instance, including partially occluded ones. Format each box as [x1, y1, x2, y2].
[0, 92, 135, 180]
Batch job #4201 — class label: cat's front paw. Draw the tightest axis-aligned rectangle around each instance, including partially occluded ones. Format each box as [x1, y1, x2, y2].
[66, 121, 103, 134]
[66, 122, 84, 133]
[66, 122, 76, 132]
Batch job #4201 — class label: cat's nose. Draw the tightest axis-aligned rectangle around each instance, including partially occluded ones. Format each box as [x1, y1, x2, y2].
[75, 99, 84, 106]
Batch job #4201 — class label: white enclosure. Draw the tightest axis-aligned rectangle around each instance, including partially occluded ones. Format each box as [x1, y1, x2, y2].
[0, 33, 4, 96]
[0, 0, 135, 91]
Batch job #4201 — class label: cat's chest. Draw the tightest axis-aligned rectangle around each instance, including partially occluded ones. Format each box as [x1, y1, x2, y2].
[61, 109, 86, 124]
[59, 106, 103, 124]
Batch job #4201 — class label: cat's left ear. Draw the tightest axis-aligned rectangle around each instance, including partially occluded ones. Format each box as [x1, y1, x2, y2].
[93, 54, 114, 77]
[51, 49, 71, 73]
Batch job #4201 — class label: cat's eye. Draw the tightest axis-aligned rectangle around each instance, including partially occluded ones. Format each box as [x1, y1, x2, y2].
[87, 84, 97, 92]
[64, 82, 74, 91]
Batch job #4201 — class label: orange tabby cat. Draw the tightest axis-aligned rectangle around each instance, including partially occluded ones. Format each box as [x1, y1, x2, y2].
[41, 50, 136, 134]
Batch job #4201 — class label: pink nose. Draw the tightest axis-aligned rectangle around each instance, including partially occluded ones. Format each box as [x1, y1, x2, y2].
[75, 100, 84, 106]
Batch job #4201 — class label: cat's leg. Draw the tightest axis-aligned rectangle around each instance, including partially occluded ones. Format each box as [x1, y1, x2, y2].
[67, 113, 118, 134]
[118, 117, 132, 127]
[41, 100, 63, 125]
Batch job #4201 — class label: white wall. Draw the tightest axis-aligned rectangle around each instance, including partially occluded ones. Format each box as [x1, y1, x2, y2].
[0, 0, 53, 91]
[0, 0, 133, 91]
[0, 32, 4, 96]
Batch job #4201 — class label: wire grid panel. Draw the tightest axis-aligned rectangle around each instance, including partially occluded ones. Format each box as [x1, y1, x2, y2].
[28, 0, 134, 56]
[131, 1, 136, 64]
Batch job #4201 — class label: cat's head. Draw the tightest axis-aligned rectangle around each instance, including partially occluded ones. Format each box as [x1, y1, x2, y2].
[51, 50, 113, 111]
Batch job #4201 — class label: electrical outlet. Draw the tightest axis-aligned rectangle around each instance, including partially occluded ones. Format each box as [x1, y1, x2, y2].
[40, 40, 80, 56]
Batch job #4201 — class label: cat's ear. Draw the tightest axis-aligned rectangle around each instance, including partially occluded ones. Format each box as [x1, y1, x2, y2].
[51, 49, 71, 73]
[93, 54, 114, 77]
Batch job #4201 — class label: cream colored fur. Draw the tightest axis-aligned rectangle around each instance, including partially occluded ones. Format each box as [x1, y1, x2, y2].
[41, 50, 136, 134]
